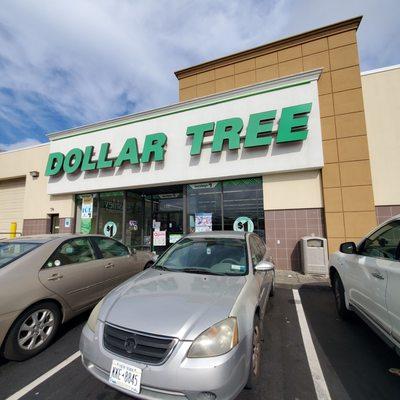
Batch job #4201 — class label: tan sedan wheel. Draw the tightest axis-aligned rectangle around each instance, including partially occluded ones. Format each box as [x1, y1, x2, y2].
[3, 302, 61, 361]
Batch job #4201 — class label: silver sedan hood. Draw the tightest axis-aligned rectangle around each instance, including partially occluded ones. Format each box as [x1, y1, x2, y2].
[103, 268, 246, 341]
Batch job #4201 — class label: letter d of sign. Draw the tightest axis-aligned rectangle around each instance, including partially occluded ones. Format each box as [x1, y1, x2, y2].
[45, 152, 65, 176]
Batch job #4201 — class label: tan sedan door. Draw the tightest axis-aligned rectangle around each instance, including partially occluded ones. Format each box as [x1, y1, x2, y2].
[90, 237, 143, 294]
[39, 237, 105, 311]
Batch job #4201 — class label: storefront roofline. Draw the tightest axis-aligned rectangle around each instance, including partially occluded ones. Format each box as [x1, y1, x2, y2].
[47, 68, 322, 142]
[0, 141, 49, 156]
[175, 16, 362, 79]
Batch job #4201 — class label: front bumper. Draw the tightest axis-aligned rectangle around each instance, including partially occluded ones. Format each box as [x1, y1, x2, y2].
[80, 322, 250, 400]
[0, 310, 19, 350]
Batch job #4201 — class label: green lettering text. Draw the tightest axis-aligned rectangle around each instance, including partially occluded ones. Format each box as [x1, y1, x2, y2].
[81, 146, 97, 171]
[211, 118, 243, 152]
[63, 148, 84, 174]
[186, 122, 214, 155]
[141, 133, 167, 163]
[97, 142, 113, 169]
[114, 138, 139, 167]
[45, 152, 65, 176]
[276, 103, 312, 143]
[244, 110, 276, 148]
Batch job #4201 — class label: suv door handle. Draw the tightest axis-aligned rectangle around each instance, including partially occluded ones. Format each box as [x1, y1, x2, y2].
[105, 263, 114, 269]
[371, 271, 384, 280]
[48, 273, 63, 281]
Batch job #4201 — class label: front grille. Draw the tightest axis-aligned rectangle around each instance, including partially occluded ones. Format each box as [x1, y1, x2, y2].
[103, 324, 177, 365]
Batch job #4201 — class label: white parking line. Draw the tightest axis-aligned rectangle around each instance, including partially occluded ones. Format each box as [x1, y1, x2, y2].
[293, 289, 332, 400]
[6, 351, 81, 400]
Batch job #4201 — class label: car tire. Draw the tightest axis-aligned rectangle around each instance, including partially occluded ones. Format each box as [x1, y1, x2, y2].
[269, 275, 275, 297]
[332, 273, 350, 319]
[3, 302, 61, 361]
[245, 314, 262, 389]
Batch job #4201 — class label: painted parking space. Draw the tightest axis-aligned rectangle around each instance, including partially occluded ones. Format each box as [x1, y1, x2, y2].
[1, 285, 400, 400]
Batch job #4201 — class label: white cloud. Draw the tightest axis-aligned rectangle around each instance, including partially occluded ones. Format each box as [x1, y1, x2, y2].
[0, 0, 398, 148]
[0, 138, 42, 151]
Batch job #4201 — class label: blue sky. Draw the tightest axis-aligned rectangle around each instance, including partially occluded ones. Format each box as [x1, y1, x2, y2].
[0, 0, 399, 150]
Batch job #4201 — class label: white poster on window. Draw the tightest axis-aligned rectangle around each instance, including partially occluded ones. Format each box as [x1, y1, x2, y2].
[81, 196, 93, 219]
[195, 213, 212, 232]
[153, 230, 167, 246]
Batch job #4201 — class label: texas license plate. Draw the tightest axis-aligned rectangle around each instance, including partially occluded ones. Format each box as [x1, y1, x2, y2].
[109, 359, 142, 394]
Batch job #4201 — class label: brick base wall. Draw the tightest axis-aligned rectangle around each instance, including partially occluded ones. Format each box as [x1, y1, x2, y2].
[265, 208, 326, 271]
[376, 206, 400, 225]
[23, 218, 75, 235]
[23, 219, 50, 235]
[59, 218, 74, 234]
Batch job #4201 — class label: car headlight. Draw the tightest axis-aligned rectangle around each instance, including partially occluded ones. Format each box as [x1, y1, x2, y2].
[87, 298, 104, 332]
[187, 317, 238, 358]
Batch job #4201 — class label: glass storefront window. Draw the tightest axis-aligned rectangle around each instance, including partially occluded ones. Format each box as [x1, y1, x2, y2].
[187, 182, 222, 233]
[75, 194, 98, 234]
[125, 192, 143, 250]
[222, 178, 265, 239]
[98, 192, 124, 241]
[74, 177, 265, 250]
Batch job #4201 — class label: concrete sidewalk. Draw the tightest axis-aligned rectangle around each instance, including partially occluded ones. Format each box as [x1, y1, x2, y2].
[275, 269, 330, 286]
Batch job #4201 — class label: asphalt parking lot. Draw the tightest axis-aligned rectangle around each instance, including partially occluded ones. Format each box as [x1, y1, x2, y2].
[1, 283, 400, 400]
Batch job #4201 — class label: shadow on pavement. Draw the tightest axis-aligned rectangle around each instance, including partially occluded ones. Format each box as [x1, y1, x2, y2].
[299, 283, 400, 400]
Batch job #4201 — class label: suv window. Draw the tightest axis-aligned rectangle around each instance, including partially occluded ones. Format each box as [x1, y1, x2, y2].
[92, 237, 129, 259]
[359, 221, 400, 261]
[45, 238, 95, 268]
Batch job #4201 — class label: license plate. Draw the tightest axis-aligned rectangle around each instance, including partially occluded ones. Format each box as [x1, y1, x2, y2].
[109, 359, 142, 394]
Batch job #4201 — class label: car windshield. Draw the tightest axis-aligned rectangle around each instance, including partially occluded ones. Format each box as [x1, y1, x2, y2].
[154, 237, 248, 276]
[0, 242, 40, 268]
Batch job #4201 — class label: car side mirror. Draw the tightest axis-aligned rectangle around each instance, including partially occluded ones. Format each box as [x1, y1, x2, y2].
[254, 260, 275, 272]
[144, 261, 154, 270]
[340, 242, 357, 254]
[128, 247, 137, 255]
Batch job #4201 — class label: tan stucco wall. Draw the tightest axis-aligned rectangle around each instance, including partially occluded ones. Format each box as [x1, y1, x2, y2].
[263, 171, 323, 210]
[0, 144, 74, 219]
[362, 66, 400, 206]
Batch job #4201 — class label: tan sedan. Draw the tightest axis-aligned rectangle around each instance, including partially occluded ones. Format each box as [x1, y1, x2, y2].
[0, 234, 153, 361]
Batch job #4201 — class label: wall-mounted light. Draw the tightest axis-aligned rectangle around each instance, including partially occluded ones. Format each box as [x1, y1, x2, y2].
[29, 171, 39, 178]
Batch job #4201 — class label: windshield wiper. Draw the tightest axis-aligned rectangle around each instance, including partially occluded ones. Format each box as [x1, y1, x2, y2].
[178, 268, 224, 276]
[153, 265, 171, 271]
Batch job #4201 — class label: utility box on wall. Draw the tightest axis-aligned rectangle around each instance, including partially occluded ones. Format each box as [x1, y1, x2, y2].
[300, 236, 328, 275]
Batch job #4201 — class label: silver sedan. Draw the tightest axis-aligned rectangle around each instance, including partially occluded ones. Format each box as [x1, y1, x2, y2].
[80, 231, 275, 400]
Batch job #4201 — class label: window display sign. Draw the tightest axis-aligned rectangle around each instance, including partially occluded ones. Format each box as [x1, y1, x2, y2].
[233, 216, 254, 233]
[81, 196, 93, 219]
[195, 213, 212, 232]
[104, 221, 118, 237]
[153, 230, 167, 246]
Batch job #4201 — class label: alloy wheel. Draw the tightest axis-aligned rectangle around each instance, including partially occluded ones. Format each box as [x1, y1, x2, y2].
[17, 309, 55, 351]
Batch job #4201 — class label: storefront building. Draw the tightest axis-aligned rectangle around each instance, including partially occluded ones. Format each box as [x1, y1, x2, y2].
[1, 17, 399, 271]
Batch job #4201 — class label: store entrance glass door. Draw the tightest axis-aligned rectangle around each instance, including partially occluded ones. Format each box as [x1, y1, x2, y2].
[151, 193, 183, 254]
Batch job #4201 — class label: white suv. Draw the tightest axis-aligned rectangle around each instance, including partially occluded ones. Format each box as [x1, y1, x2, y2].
[329, 215, 400, 354]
